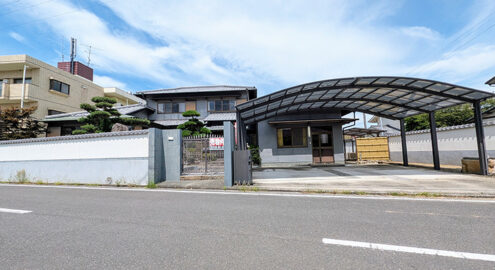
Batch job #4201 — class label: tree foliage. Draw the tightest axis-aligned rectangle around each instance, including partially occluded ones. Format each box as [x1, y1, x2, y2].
[177, 110, 211, 137]
[0, 106, 46, 140]
[404, 98, 495, 131]
[73, 96, 150, 135]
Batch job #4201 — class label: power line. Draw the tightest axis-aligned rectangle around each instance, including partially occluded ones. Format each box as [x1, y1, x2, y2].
[406, 15, 495, 76]
[0, 0, 55, 18]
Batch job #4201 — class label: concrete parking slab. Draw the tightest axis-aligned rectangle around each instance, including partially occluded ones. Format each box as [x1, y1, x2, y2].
[253, 164, 495, 196]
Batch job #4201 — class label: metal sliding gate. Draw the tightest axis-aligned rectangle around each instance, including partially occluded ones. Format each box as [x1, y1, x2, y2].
[182, 135, 224, 175]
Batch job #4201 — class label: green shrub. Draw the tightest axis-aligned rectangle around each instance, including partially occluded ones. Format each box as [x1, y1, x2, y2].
[249, 145, 261, 166]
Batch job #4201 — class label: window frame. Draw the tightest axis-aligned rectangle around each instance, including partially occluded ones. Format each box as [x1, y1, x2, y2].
[13, 77, 32, 84]
[208, 99, 236, 112]
[49, 79, 70, 95]
[276, 127, 308, 148]
[157, 101, 186, 114]
[47, 109, 65, 116]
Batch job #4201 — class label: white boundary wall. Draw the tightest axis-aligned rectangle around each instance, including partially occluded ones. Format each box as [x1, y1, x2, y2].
[388, 120, 495, 166]
[0, 131, 150, 185]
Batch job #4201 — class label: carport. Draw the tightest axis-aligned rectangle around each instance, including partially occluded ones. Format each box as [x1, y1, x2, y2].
[235, 76, 495, 175]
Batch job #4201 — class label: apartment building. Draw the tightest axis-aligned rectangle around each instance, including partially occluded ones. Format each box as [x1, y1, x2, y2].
[136, 85, 257, 133]
[0, 54, 144, 120]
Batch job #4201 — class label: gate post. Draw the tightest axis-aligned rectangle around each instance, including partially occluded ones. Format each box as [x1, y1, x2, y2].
[224, 121, 235, 187]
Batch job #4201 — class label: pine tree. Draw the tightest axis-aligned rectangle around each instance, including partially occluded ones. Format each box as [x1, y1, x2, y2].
[0, 106, 46, 140]
[177, 110, 211, 137]
[73, 96, 150, 135]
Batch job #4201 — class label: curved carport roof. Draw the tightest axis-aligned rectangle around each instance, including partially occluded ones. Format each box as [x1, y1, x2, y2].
[233, 76, 495, 175]
[236, 76, 495, 125]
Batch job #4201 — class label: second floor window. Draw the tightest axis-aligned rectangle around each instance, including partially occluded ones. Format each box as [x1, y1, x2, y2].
[208, 100, 235, 112]
[50, 79, 70, 95]
[13, 78, 32, 84]
[158, 102, 185, 114]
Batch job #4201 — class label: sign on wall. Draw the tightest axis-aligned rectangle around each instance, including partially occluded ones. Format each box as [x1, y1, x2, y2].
[209, 137, 224, 150]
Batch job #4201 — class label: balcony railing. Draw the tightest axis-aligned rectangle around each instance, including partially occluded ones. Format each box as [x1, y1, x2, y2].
[0, 83, 37, 102]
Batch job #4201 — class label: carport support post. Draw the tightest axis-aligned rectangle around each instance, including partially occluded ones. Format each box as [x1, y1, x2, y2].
[429, 112, 440, 170]
[473, 101, 488, 175]
[400, 119, 408, 166]
[224, 121, 235, 187]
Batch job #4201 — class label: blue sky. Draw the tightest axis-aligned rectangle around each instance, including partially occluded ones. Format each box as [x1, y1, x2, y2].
[1, 0, 495, 98]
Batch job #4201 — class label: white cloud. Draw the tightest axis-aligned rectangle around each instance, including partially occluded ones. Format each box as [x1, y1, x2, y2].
[9, 0, 495, 94]
[9, 31, 25, 43]
[93, 75, 127, 89]
[410, 44, 495, 84]
[401, 26, 441, 40]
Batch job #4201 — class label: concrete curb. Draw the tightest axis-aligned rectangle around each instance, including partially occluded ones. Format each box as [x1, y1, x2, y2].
[155, 185, 495, 199]
[1, 182, 494, 199]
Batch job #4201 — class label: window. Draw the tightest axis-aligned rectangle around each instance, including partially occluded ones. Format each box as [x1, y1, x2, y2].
[13, 78, 32, 84]
[50, 79, 70, 95]
[208, 100, 236, 112]
[157, 102, 185, 114]
[48, 109, 65, 116]
[277, 127, 307, 148]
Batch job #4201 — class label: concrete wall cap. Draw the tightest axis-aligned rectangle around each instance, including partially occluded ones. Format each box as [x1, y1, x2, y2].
[385, 119, 495, 137]
[0, 130, 149, 145]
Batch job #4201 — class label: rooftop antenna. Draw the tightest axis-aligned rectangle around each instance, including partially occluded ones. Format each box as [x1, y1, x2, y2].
[86, 45, 92, 66]
[61, 38, 65, 62]
[70, 37, 77, 74]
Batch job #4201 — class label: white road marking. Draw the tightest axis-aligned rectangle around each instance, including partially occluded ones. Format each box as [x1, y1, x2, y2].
[385, 210, 493, 219]
[0, 183, 494, 203]
[322, 238, 495, 262]
[0, 207, 32, 214]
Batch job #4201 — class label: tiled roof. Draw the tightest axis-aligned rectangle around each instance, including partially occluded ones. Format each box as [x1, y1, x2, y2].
[0, 130, 149, 145]
[203, 113, 237, 121]
[154, 119, 188, 126]
[43, 104, 153, 122]
[385, 119, 495, 137]
[207, 125, 224, 131]
[136, 85, 256, 95]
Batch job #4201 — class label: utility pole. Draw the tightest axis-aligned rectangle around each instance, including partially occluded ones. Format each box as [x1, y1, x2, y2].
[70, 37, 77, 74]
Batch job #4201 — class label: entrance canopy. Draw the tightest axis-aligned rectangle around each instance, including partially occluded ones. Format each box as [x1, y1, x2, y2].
[236, 76, 495, 124]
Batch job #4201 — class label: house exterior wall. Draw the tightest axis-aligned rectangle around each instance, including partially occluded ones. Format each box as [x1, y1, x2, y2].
[0, 55, 140, 120]
[144, 94, 250, 122]
[0, 55, 104, 119]
[257, 112, 345, 166]
[388, 121, 495, 166]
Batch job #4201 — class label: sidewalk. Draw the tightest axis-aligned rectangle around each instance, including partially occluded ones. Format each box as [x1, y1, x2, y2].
[252, 164, 495, 197]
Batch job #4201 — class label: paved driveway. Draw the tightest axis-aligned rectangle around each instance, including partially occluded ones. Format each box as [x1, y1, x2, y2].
[253, 165, 495, 196]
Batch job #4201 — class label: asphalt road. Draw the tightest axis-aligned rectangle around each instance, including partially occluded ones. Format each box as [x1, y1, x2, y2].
[1, 185, 494, 269]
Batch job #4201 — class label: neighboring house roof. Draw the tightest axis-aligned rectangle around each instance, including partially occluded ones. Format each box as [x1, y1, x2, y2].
[42, 104, 154, 122]
[368, 115, 379, 123]
[343, 127, 386, 137]
[154, 119, 188, 127]
[103, 87, 146, 104]
[486, 76, 495, 86]
[203, 112, 237, 121]
[136, 85, 257, 95]
[208, 125, 224, 131]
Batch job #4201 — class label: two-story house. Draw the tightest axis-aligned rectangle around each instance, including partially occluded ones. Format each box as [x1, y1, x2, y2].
[136, 85, 257, 134]
[0, 55, 144, 120]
